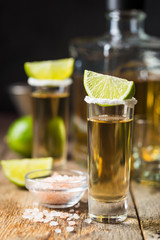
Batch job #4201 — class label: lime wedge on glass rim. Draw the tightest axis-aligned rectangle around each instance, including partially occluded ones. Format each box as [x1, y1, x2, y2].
[83, 70, 135, 105]
[0, 158, 53, 187]
[24, 58, 74, 80]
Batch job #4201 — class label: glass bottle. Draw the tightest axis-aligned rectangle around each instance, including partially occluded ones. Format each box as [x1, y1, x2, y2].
[69, 0, 160, 183]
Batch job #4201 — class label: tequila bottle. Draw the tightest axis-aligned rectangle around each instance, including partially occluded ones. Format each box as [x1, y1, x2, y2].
[69, 0, 160, 170]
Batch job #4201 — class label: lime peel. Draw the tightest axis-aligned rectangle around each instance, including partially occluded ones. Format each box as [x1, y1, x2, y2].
[1, 158, 53, 187]
[84, 96, 137, 107]
[28, 77, 72, 87]
[83, 70, 135, 101]
[24, 58, 74, 80]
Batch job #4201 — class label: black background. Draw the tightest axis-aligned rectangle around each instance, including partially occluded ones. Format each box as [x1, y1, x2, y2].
[1, 0, 160, 113]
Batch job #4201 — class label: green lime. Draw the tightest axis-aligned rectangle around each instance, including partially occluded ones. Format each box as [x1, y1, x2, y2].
[0, 158, 53, 187]
[83, 70, 135, 101]
[46, 117, 66, 158]
[24, 58, 74, 80]
[6, 116, 32, 157]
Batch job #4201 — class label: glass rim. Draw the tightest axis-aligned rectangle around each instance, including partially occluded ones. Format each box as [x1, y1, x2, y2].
[28, 77, 73, 87]
[25, 169, 88, 185]
[84, 96, 137, 107]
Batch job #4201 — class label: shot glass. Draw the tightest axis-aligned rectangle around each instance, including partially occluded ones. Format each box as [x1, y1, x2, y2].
[133, 116, 160, 186]
[86, 97, 136, 223]
[28, 78, 72, 167]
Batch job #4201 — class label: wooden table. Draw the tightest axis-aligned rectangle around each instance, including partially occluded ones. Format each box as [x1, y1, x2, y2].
[0, 114, 160, 240]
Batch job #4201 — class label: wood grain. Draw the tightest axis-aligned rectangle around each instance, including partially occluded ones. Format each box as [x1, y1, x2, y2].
[131, 181, 160, 240]
[0, 161, 143, 240]
[0, 114, 154, 240]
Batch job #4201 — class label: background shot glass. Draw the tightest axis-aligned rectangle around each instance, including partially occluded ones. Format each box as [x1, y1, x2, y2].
[87, 101, 135, 223]
[133, 116, 160, 186]
[30, 81, 71, 167]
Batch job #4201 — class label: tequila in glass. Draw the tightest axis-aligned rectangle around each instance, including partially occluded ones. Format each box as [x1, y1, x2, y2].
[30, 85, 70, 167]
[87, 101, 136, 223]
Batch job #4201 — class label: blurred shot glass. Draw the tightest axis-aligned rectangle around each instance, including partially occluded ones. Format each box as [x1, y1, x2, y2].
[28, 78, 72, 167]
[133, 116, 160, 186]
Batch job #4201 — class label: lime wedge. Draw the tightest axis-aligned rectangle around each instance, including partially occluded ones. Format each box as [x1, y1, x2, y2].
[83, 70, 135, 102]
[1, 158, 53, 187]
[6, 115, 32, 157]
[24, 58, 74, 80]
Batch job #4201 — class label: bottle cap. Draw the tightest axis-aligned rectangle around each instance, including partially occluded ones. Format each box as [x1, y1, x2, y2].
[105, 0, 145, 11]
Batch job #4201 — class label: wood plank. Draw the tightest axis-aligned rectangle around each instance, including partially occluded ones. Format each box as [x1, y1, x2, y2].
[131, 181, 160, 240]
[0, 114, 143, 239]
[0, 165, 143, 240]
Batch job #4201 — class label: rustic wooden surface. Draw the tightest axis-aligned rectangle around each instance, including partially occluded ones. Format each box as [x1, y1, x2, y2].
[0, 114, 160, 240]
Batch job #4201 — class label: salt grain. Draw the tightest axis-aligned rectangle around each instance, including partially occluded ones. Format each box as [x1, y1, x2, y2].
[50, 221, 58, 226]
[34, 212, 43, 219]
[68, 221, 76, 226]
[55, 228, 61, 233]
[52, 211, 61, 217]
[43, 218, 52, 223]
[43, 210, 49, 215]
[75, 202, 80, 208]
[33, 208, 39, 212]
[69, 209, 74, 213]
[73, 213, 80, 220]
[84, 218, 92, 224]
[60, 212, 69, 219]
[66, 226, 74, 232]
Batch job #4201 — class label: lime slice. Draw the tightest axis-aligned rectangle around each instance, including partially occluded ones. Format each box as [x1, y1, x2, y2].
[24, 58, 74, 80]
[83, 70, 135, 102]
[1, 158, 53, 187]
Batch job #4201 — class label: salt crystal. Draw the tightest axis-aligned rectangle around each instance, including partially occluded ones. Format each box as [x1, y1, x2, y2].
[43, 218, 52, 223]
[69, 209, 74, 213]
[60, 212, 69, 219]
[50, 221, 58, 226]
[73, 213, 80, 219]
[68, 221, 76, 226]
[75, 202, 80, 208]
[52, 211, 61, 217]
[55, 228, 61, 233]
[66, 226, 74, 232]
[84, 218, 92, 224]
[67, 217, 72, 221]
[34, 212, 43, 219]
[33, 208, 39, 212]
[43, 210, 49, 215]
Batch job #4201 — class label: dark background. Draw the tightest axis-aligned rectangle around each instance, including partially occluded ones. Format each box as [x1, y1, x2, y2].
[1, 0, 160, 114]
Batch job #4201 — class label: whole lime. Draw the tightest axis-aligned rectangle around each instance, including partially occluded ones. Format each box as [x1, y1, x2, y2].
[6, 115, 32, 157]
[46, 117, 66, 158]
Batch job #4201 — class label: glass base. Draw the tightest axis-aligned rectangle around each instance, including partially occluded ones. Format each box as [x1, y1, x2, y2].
[42, 203, 75, 208]
[89, 196, 128, 223]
